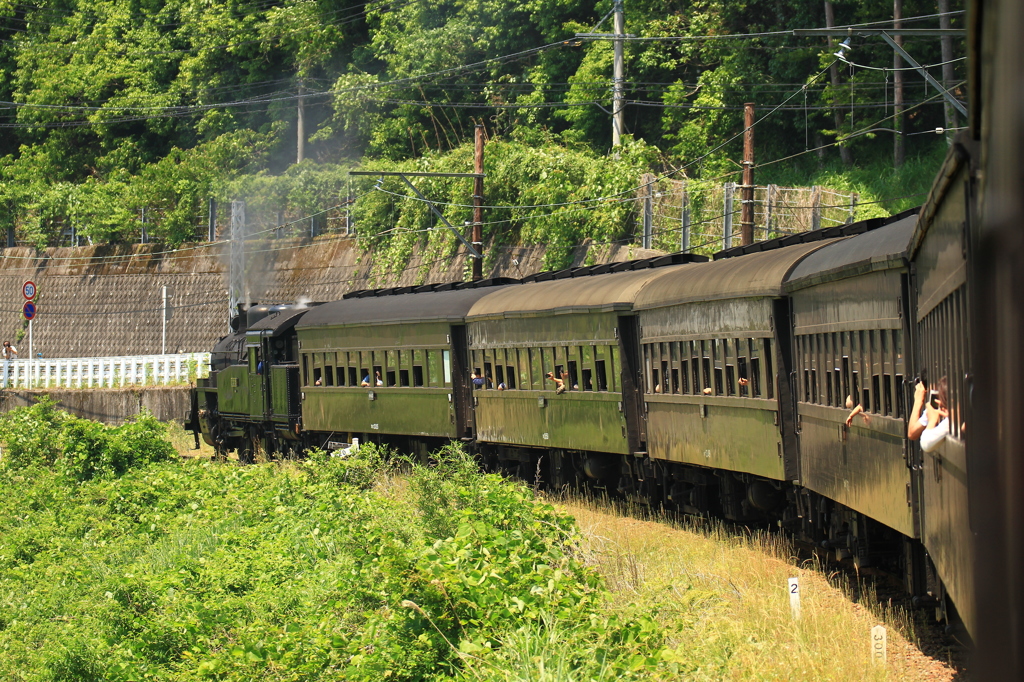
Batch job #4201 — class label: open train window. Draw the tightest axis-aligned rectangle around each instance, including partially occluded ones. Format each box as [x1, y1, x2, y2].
[302, 354, 309, 386]
[595, 360, 608, 391]
[764, 338, 774, 399]
[313, 367, 322, 385]
[737, 357, 748, 397]
[748, 339, 761, 398]
[883, 374, 893, 415]
[701, 341, 712, 393]
[692, 343, 701, 394]
[413, 365, 424, 387]
[661, 359, 670, 394]
[495, 364, 505, 388]
[483, 362, 492, 389]
[651, 368, 661, 393]
[399, 369, 410, 387]
[679, 358, 689, 394]
[567, 361, 578, 390]
[324, 360, 334, 386]
[581, 368, 592, 391]
[506, 366, 516, 389]
[349, 367, 358, 386]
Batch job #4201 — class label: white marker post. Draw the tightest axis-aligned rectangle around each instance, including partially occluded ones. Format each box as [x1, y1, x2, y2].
[788, 577, 801, 620]
[871, 625, 887, 665]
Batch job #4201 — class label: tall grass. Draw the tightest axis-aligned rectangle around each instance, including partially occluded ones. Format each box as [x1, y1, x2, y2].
[555, 495, 949, 681]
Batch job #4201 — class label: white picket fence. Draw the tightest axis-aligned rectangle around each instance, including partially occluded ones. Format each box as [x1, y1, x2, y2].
[0, 353, 211, 390]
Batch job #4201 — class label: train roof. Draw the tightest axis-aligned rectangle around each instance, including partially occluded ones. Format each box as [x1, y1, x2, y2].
[465, 266, 689, 319]
[634, 240, 837, 310]
[297, 285, 512, 328]
[246, 306, 315, 337]
[784, 211, 920, 291]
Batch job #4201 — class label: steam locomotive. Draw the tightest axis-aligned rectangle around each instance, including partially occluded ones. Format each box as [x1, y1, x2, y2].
[189, 157, 975, 636]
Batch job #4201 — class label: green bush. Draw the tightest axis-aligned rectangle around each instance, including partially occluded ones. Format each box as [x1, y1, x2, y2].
[0, 400, 176, 479]
[0, 435, 667, 680]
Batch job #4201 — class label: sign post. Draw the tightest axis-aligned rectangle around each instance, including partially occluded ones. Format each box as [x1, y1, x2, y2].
[22, 281, 36, 358]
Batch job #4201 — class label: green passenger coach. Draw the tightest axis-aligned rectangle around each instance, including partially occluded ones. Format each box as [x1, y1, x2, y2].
[294, 285, 512, 449]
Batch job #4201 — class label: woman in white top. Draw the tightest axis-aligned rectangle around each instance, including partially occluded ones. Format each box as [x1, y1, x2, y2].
[908, 376, 950, 453]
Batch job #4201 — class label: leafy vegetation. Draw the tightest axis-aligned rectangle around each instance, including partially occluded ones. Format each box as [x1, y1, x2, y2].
[0, 408, 668, 680]
[0, 0, 963, 258]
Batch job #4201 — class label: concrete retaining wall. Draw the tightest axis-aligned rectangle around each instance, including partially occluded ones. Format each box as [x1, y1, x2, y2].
[0, 238, 662, 359]
[0, 387, 192, 425]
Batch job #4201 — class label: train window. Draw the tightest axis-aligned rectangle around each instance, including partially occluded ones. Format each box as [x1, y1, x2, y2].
[483, 362, 493, 389]
[679, 352, 689, 394]
[595, 360, 608, 392]
[529, 349, 541, 388]
[748, 339, 761, 398]
[512, 350, 528, 387]
[894, 331, 906, 418]
[651, 367, 661, 393]
[643, 345, 653, 393]
[506, 365, 516, 389]
[660, 359, 670, 394]
[582, 346, 595, 390]
[302, 354, 309, 386]
[724, 339, 736, 396]
[737, 356, 748, 397]
[370, 365, 381, 386]
[710, 339, 723, 396]
[399, 369, 410, 387]
[442, 350, 451, 386]
[542, 348, 555, 383]
[495, 364, 505, 389]
[567, 360, 579, 390]
[701, 341, 712, 393]
[824, 335, 833, 406]
[764, 338, 774, 400]
[832, 334, 842, 408]
[312, 367, 322, 385]
[347, 366, 356, 386]
[426, 351, 439, 387]
[611, 346, 621, 393]
[690, 342, 701, 395]
[324, 354, 335, 386]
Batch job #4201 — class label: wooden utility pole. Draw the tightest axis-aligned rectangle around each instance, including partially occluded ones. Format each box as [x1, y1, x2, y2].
[611, 0, 625, 147]
[824, 1, 853, 165]
[297, 80, 306, 164]
[472, 125, 485, 281]
[893, 0, 905, 167]
[938, 0, 956, 142]
[740, 103, 755, 246]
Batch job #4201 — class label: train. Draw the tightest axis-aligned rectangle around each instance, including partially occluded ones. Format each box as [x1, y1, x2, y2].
[188, 172, 977, 636]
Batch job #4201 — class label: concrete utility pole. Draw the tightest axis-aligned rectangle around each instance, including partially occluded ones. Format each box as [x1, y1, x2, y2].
[824, 1, 853, 165]
[612, 0, 625, 147]
[208, 198, 217, 242]
[740, 103, 755, 246]
[938, 0, 956, 142]
[893, 0, 905, 168]
[472, 125, 485, 281]
[297, 80, 306, 164]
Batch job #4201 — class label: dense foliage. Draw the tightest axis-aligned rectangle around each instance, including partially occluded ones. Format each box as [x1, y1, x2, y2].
[0, 410, 669, 680]
[0, 0, 964, 257]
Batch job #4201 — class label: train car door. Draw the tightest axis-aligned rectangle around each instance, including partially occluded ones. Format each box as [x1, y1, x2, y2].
[449, 325, 473, 439]
[617, 315, 645, 454]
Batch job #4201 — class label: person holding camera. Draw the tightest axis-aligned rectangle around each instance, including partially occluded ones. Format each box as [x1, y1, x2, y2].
[908, 376, 949, 453]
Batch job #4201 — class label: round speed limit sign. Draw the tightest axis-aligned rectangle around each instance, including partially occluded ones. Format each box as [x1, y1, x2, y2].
[22, 281, 36, 300]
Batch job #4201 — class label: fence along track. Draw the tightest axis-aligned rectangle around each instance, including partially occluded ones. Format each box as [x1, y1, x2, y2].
[638, 178, 858, 255]
[0, 353, 211, 390]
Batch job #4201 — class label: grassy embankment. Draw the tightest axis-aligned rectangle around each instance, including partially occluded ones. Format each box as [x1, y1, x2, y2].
[0, 405, 955, 680]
